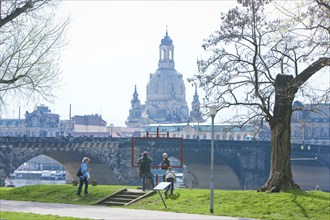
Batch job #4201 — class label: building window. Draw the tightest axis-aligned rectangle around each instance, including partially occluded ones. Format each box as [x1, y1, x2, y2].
[315, 127, 320, 137]
[162, 49, 165, 59]
[229, 134, 234, 140]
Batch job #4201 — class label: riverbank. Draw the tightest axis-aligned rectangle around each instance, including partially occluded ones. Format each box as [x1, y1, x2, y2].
[0, 184, 329, 220]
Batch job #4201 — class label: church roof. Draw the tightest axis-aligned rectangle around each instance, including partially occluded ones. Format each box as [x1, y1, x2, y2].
[161, 31, 173, 46]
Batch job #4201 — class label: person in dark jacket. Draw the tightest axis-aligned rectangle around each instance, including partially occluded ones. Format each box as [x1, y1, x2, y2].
[161, 152, 170, 181]
[77, 157, 90, 196]
[138, 151, 155, 191]
[161, 153, 170, 170]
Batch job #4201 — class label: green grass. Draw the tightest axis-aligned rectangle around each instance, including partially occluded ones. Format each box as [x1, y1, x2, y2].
[0, 212, 90, 220]
[0, 184, 119, 205]
[1, 184, 329, 220]
[129, 189, 330, 220]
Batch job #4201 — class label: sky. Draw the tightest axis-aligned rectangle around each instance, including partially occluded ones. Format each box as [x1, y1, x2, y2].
[6, 1, 235, 126]
[3, 1, 328, 127]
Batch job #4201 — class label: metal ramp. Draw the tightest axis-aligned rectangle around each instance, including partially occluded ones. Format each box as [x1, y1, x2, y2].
[96, 188, 156, 206]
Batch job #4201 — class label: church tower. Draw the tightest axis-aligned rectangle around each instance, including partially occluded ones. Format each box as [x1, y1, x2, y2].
[144, 30, 189, 124]
[190, 86, 203, 123]
[158, 30, 175, 69]
[125, 85, 144, 127]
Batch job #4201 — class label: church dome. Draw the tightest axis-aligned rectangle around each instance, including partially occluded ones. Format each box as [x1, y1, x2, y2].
[161, 34, 173, 46]
[126, 30, 190, 125]
[147, 69, 186, 102]
[145, 67, 189, 123]
[144, 31, 189, 123]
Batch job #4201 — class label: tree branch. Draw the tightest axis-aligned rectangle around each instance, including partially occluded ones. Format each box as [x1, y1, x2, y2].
[0, 1, 33, 28]
[316, 0, 330, 11]
[290, 57, 330, 90]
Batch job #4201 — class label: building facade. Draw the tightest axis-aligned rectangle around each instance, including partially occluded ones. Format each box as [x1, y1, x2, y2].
[71, 114, 107, 134]
[143, 123, 258, 141]
[291, 101, 330, 145]
[5, 102, 328, 143]
[0, 105, 66, 137]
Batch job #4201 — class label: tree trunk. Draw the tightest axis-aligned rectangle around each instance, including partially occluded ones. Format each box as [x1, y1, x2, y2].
[258, 74, 300, 192]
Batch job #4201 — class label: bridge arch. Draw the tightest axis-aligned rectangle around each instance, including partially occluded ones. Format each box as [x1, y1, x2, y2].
[44, 151, 123, 184]
[0, 138, 127, 185]
[184, 153, 242, 189]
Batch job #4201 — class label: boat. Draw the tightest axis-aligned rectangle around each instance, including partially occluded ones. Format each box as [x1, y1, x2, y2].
[40, 171, 66, 180]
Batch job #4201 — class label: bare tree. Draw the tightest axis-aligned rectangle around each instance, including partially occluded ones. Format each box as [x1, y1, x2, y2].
[0, 0, 69, 111]
[189, 0, 329, 192]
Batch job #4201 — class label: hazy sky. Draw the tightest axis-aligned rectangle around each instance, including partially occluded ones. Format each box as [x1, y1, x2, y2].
[4, 1, 328, 127]
[28, 1, 234, 126]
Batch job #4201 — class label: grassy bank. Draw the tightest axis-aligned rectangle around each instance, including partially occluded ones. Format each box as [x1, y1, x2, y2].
[0, 212, 90, 220]
[1, 184, 329, 220]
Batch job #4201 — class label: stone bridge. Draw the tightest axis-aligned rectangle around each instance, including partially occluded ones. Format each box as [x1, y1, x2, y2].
[0, 137, 329, 191]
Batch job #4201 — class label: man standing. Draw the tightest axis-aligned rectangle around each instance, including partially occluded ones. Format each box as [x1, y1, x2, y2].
[161, 152, 170, 181]
[161, 153, 170, 170]
[138, 151, 155, 191]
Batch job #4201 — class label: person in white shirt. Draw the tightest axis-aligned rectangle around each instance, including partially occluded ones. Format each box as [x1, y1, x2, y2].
[164, 167, 176, 197]
[4, 176, 14, 187]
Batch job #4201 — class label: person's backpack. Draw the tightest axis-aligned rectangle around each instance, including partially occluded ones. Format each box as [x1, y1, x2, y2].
[139, 157, 149, 173]
[76, 167, 82, 177]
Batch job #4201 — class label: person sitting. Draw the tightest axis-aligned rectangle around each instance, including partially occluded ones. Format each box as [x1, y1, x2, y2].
[4, 176, 15, 187]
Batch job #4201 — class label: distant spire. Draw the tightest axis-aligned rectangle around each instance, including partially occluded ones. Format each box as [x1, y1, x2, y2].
[193, 85, 199, 102]
[166, 25, 168, 36]
[190, 85, 203, 122]
[133, 85, 139, 101]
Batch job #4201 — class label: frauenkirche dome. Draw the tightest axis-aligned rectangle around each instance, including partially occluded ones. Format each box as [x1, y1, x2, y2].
[126, 30, 201, 127]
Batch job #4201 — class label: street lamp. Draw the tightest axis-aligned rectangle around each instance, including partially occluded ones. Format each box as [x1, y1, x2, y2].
[209, 105, 217, 214]
[110, 123, 114, 138]
[193, 105, 201, 140]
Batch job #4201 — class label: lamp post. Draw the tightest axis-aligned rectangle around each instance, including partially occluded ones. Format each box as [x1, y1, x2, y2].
[197, 119, 200, 140]
[209, 105, 217, 214]
[110, 123, 114, 138]
[196, 109, 200, 140]
[193, 105, 200, 140]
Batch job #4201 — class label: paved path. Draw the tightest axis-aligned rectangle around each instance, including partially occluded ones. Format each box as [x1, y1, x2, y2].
[1, 200, 252, 220]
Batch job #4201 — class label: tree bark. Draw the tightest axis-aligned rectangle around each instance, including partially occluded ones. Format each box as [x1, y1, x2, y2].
[258, 74, 300, 192]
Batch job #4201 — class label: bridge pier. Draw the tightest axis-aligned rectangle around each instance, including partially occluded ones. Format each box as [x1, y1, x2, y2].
[0, 145, 13, 182]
